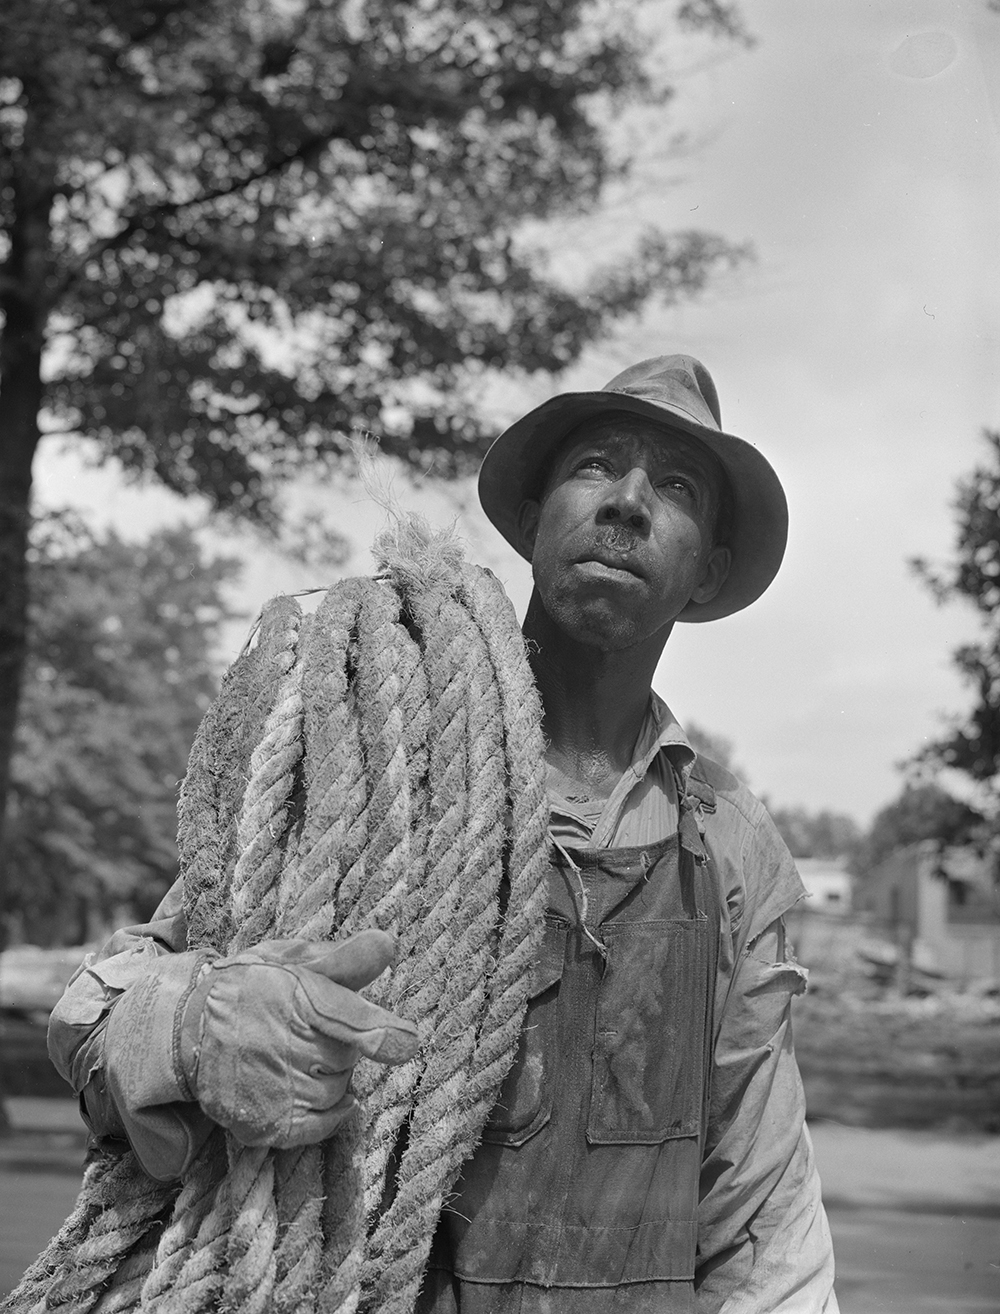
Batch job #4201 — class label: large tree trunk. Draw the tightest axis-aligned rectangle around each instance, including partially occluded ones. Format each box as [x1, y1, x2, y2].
[0, 340, 39, 946]
[0, 160, 50, 1135]
[0, 175, 48, 954]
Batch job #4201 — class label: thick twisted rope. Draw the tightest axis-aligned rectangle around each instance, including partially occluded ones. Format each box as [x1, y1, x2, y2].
[454, 564, 551, 1133]
[360, 574, 504, 1313]
[4, 518, 548, 1314]
[165, 602, 308, 1314]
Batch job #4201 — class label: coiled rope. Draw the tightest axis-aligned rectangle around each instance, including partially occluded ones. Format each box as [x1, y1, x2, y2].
[4, 518, 549, 1314]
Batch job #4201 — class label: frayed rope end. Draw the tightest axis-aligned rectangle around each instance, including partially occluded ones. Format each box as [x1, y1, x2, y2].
[373, 513, 469, 596]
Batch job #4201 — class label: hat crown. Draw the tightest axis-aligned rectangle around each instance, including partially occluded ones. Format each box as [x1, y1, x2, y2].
[603, 354, 722, 433]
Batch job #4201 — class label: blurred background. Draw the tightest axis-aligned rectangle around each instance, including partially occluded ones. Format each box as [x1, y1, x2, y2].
[1, 1, 998, 1309]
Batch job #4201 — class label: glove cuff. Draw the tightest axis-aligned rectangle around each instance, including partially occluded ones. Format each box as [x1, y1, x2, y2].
[177, 956, 218, 1099]
[102, 949, 218, 1180]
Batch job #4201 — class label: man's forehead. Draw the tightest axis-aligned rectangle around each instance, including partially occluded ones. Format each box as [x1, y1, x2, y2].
[555, 412, 719, 472]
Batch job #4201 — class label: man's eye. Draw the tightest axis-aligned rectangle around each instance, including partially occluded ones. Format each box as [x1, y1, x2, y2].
[577, 457, 613, 475]
[661, 476, 696, 498]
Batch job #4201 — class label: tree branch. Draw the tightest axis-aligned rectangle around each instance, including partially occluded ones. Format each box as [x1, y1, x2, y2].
[52, 129, 334, 302]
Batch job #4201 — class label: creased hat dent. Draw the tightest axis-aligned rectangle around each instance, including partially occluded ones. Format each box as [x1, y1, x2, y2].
[477, 354, 788, 622]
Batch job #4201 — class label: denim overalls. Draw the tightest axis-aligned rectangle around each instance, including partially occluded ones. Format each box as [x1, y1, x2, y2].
[420, 780, 722, 1313]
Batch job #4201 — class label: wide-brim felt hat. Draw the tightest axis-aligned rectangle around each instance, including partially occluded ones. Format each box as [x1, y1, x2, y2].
[477, 353, 788, 622]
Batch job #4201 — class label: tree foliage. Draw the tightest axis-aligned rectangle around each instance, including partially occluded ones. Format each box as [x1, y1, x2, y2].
[912, 431, 1000, 805]
[768, 805, 862, 862]
[1, 0, 749, 517]
[851, 784, 984, 879]
[675, 0, 752, 43]
[5, 515, 239, 944]
[686, 721, 741, 776]
[0, 0, 749, 924]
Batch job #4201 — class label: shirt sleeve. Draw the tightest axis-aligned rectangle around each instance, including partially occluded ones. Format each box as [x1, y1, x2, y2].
[695, 812, 839, 1312]
[46, 876, 215, 1181]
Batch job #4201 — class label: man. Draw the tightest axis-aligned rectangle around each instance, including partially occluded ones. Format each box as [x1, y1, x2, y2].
[48, 355, 837, 1311]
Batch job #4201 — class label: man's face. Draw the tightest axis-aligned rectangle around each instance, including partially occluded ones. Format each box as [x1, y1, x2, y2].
[517, 414, 731, 651]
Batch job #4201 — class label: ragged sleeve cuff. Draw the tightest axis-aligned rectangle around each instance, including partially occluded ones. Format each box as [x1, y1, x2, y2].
[100, 950, 218, 1181]
[48, 943, 218, 1182]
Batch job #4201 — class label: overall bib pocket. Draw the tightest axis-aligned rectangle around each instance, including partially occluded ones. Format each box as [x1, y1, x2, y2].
[587, 916, 712, 1145]
[482, 914, 567, 1146]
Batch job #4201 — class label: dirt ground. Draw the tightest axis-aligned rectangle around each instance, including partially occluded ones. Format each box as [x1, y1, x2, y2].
[1, 1101, 997, 1311]
[810, 1121, 1000, 1313]
[786, 910, 1000, 1137]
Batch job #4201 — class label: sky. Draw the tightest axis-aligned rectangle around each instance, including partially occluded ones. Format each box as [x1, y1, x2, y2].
[32, 0, 1000, 825]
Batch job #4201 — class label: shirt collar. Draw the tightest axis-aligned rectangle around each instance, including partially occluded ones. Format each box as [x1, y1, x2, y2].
[634, 690, 696, 785]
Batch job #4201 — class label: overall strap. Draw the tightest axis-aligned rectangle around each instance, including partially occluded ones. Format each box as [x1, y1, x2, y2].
[671, 755, 716, 862]
[686, 759, 717, 814]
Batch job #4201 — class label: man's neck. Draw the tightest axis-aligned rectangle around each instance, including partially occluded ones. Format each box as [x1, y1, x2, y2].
[523, 592, 670, 797]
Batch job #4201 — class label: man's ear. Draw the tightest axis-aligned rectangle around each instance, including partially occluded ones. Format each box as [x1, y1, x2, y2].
[515, 499, 541, 558]
[690, 545, 731, 606]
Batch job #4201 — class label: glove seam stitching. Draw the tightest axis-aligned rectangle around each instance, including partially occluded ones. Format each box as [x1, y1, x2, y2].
[173, 952, 215, 1103]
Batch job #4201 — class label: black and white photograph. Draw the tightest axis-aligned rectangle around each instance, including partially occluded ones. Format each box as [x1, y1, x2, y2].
[0, 3, 997, 1312]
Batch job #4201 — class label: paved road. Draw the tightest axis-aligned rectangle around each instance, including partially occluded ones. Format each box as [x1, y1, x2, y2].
[1, 1167, 83, 1299]
[813, 1122, 1000, 1314]
[830, 1206, 1000, 1314]
[2, 1104, 999, 1311]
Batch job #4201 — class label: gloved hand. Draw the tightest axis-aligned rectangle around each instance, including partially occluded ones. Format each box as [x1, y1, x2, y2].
[101, 929, 419, 1170]
[179, 930, 420, 1148]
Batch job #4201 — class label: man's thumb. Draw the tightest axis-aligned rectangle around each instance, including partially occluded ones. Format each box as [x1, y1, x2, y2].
[254, 929, 397, 993]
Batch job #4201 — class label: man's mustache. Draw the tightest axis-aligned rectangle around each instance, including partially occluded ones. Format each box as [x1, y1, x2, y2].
[593, 523, 640, 554]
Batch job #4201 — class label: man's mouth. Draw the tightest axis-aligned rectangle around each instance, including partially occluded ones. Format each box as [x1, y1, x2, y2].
[576, 536, 645, 578]
[578, 559, 644, 581]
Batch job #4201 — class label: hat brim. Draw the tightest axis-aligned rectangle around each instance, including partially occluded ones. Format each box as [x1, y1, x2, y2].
[477, 390, 788, 623]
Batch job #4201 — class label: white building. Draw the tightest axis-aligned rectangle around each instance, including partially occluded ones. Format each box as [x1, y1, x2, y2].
[796, 857, 852, 915]
[859, 842, 1000, 982]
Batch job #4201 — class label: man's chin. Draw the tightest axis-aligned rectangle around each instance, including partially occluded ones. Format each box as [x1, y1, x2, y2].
[543, 596, 653, 653]
[530, 568, 687, 652]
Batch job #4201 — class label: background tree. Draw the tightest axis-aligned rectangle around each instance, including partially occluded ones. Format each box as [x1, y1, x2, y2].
[686, 721, 744, 778]
[4, 514, 239, 945]
[850, 783, 983, 880]
[911, 430, 1000, 818]
[768, 805, 862, 862]
[0, 0, 750, 927]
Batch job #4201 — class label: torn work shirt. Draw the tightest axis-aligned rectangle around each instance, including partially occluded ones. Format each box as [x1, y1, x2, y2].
[47, 694, 837, 1312]
[540, 695, 837, 1312]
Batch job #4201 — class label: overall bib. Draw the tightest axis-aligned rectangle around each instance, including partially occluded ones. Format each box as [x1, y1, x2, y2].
[420, 786, 722, 1314]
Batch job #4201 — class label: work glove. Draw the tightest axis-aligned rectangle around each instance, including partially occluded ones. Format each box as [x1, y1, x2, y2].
[101, 929, 419, 1176]
[182, 931, 420, 1148]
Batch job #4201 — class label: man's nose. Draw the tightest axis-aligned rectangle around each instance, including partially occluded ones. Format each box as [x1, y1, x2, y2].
[597, 468, 652, 534]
